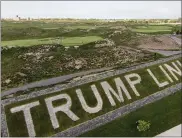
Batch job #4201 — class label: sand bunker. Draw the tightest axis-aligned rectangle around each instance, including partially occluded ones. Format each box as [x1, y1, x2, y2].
[138, 35, 180, 50]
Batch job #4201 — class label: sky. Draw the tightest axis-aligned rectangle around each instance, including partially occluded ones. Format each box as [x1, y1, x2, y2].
[1, 1, 181, 19]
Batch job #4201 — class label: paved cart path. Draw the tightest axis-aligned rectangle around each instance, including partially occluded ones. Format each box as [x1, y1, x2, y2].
[155, 124, 181, 137]
[1, 67, 113, 97]
[147, 49, 181, 56]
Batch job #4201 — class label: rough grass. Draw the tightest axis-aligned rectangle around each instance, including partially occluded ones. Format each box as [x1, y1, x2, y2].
[4, 58, 182, 137]
[80, 89, 182, 137]
[2, 44, 155, 91]
[1, 36, 103, 47]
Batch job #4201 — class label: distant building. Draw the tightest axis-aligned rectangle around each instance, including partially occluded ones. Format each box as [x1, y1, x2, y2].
[14, 15, 20, 21]
[28, 17, 32, 21]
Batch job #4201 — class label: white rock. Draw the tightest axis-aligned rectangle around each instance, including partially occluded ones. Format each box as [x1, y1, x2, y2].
[48, 56, 54, 60]
[5, 79, 11, 84]
[75, 65, 82, 69]
[74, 46, 79, 49]
[16, 72, 27, 77]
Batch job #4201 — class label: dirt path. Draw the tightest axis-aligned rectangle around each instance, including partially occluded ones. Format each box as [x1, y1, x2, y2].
[1, 67, 113, 97]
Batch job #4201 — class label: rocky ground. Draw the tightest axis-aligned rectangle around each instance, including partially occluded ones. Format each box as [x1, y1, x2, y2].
[3, 29, 178, 91]
[1, 43, 155, 91]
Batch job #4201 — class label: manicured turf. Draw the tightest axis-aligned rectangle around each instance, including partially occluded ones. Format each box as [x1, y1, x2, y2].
[132, 29, 171, 33]
[80, 89, 182, 137]
[61, 36, 103, 46]
[64, 25, 96, 30]
[1, 36, 103, 47]
[2, 20, 178, 41]
[4, 58, 182, 137]
[132, 25, 172, 34]
[1, 21, 110, 41]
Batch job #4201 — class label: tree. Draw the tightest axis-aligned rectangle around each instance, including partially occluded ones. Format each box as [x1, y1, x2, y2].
[164, 19, 169, 23]
[136, 120, 151, 132]
[176, 30, 179, 35]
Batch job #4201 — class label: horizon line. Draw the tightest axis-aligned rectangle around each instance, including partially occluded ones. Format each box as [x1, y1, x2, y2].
[2, 17, 181, 20]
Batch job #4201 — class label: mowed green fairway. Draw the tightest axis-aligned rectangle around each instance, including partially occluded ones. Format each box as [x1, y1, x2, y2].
[80, 89, 181, 137]
[132, 25, 172, 34]
[1, 36, 103, 47]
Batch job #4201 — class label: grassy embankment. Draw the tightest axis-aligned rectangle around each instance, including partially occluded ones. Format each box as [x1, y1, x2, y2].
[4, 58, 181, 137]
[80, 89, 182, 137]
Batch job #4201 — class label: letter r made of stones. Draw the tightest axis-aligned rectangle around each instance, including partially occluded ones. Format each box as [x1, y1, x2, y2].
[45, 93, 79, 129]
[10, 101, 40, 137]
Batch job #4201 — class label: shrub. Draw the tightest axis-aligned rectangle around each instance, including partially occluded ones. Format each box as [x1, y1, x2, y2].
[136, 120, 151, 132]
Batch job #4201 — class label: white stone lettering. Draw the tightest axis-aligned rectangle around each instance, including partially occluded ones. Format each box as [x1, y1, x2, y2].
[124, 73, 141, 96]
[45, 94, 79, 129]
[76, 84, 103, 114]
[147, 68, 169, 87]
[100, 77, 131, 106]
[114, 77, 131, 101]
[101, 81, 122, 106]
[176, 60, 181, 67]
[10, 101, 40, 137]
[164, 62, 182, 81]
[159, 65, 173, 83]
